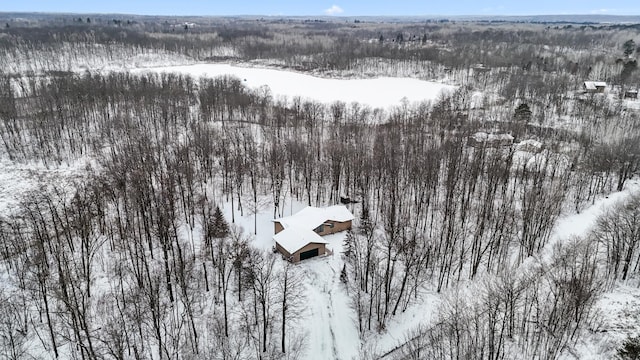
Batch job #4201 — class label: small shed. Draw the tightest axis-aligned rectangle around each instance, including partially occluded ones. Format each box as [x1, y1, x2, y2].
[273, 227, 329, 263]
[472, 64, 491, 74]
[583, 81, 607, 93]
[624, 89, 638, 99]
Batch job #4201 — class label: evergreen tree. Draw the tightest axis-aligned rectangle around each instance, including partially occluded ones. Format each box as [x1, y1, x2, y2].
[340, 264, 348, 284]
[210, 206, 230, 239]
[343, 230, 355, 259]
[514, 103, 532, 123]
[623, 39, 636, 57]
[621, 59, 637, 83]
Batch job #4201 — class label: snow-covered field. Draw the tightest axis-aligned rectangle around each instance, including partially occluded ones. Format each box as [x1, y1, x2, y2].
[133, 63, 457, 109]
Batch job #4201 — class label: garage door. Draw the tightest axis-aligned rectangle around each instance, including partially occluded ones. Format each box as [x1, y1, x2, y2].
[299, 248, 319, 261]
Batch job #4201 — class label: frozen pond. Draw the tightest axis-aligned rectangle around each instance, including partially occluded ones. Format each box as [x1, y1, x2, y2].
[134, 63, 456, 108]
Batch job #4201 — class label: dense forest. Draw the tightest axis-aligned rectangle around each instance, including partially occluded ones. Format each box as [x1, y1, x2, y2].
[0, 15, 639, 359]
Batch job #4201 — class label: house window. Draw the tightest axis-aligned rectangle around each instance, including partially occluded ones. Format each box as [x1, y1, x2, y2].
[314, 224, 324, 233]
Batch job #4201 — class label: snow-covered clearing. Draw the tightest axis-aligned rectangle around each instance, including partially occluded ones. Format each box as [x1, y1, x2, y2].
[219, 197, 360, 359]
[0, 157, 92, 215]
[572, 282, 640, 360]
[133, 63, 457, 109]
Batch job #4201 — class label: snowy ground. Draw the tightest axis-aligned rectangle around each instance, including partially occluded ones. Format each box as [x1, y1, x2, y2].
[550, 182, 639, 246]
[2, 45, 196, 75]
[1, 57, 638, 358]
[572, 282, 640, 359]
[216, 178, 640, 359]
[551, 180, 640, 360]
[0, 156, 91, 216]
[366, 291, 440, 357]
[132, 63, 457, 109]
[3, 165, 636, 359]
[298, 233, 360, 360]
[216, 179, 640, 359]
[219, 197, 361, 359]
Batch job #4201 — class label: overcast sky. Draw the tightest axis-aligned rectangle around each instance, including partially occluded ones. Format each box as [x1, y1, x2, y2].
[3, 0, 640, 16]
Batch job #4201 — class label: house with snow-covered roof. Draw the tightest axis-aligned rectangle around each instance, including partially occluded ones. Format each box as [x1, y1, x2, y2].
[624, 89, 638, 99]
[467, 132, 514, 148]
[273, 227, 329, 262]
[583, 81, 607, 93]
[272, 205, 354, 262]
[273, 205, 354, 236]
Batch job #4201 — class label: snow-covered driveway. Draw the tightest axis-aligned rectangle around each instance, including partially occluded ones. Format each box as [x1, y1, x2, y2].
[298, 233, 360, 360]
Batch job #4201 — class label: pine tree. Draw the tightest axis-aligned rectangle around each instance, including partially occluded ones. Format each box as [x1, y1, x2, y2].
[340, 264, 348, 284]
[343, 230, 355, 259]
[623, 39, 636, 57]
[514, 103, 532, 123]
[210, 206, 229, 239]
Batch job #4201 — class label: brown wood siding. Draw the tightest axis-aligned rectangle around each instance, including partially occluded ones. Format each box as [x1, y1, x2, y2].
[293, 243, 326, 263]
[275, 242, 292, 260]
[316, 220, 352, 236]
[275, 242, 326, 263]
[274, 221, 284, 234]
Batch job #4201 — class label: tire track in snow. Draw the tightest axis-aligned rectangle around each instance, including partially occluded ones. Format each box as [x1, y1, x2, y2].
[302, 256, 358, 360]
[325, 266, 340, 360]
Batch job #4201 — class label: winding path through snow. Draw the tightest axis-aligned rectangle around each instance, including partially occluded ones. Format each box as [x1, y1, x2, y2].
[541, 180, 640, 260]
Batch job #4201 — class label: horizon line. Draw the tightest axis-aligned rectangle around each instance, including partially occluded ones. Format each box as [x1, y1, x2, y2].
[2, 11, 640, 18]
